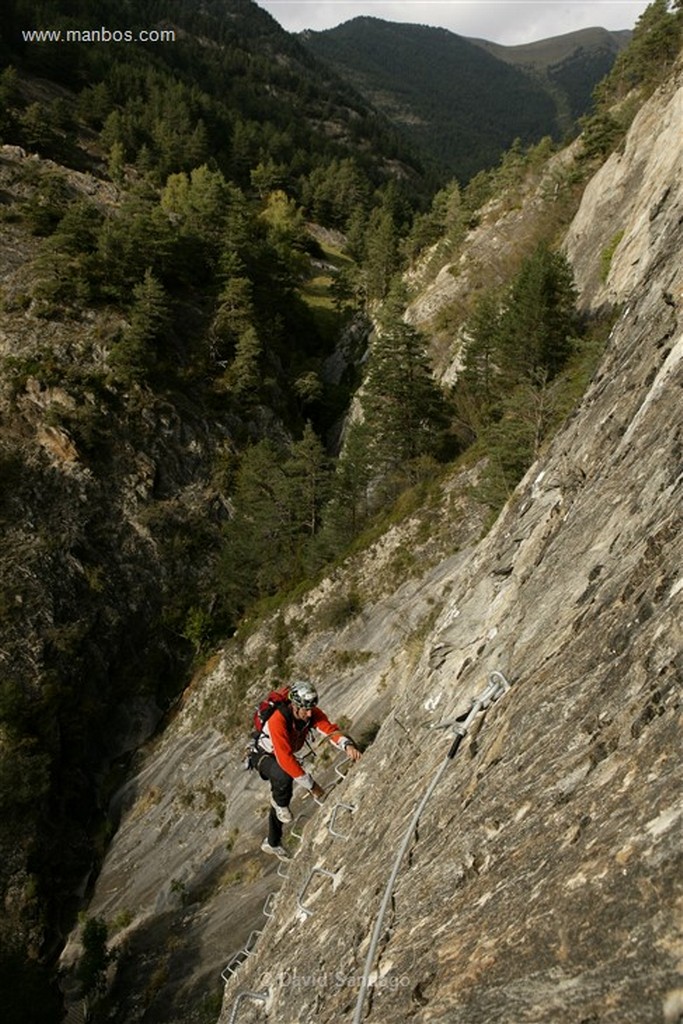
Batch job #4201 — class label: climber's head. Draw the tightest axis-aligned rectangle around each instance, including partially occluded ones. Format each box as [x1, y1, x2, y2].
[289, 680, 318, 716]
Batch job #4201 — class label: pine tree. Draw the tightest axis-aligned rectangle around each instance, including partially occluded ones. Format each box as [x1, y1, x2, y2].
[319, 420, 374, 552]
[363, 206, 399, 300]
[112, 269, 171, 381]
[226, 327, 262, 400]
[497, 244, 577, 383]
[108, 140, 125, 184]
[20, 102, 55, 153]
[212, 275, 255, 362]
[250, 158, 285, 198]
[362, 302, 448, 475]
[460, 290, 504, 427]
[599, 0, 683, 98]
[285, 423, 330, 538]
[218, 439, 297, 616]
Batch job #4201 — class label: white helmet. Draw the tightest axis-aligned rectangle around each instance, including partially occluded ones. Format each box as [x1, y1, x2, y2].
[288, 680, 318, 709]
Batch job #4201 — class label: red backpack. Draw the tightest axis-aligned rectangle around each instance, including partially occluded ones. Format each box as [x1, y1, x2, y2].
[252, 687, 292, 736]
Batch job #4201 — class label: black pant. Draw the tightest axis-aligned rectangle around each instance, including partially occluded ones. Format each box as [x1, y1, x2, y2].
[251, 751, 293, 847]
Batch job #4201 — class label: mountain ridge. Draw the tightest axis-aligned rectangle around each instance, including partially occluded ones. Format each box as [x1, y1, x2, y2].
[300, 18, 630, 179]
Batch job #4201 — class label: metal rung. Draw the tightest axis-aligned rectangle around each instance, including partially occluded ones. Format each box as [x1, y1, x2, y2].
[221, 949, 249, 982]
[334, 757, 352, 781]
[263, 891, 277, 918]
[220, 929, 263, 983]
[227, 990, 268, 1024]
[297, 866, 336, 917]
[328, 802, 357, 841]
[277, 861, 289, 878]
[291, 812, 310, 839]
[489, 670, 511, 695]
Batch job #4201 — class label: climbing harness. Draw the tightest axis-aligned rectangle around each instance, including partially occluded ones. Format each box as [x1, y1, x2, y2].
[351, 670, 511, 1024]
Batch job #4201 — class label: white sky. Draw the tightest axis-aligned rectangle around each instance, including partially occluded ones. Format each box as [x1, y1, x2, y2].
[257, 0, 651, 46]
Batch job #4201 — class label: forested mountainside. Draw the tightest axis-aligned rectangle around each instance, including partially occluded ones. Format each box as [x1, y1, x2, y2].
[0, 1, 681, 1021]
[299, 19, 628, 180]
[470, 26, 631, 128]
[0, 1, 431, 1014]
[0, 0, 429, 201]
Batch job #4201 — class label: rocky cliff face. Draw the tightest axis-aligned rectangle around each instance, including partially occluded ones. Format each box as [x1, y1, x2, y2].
[0, 145, 236, 966]
[61, 65, 682, 1024]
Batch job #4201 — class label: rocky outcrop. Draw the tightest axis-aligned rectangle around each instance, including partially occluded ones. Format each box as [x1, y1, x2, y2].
[0, 144, 236, 963]
[58, 459, 488, 1020]
[564, 68, 683, 311]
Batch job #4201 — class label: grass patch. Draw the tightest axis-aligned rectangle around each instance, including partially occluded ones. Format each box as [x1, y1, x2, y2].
[600, 231, 625, 282]
[298, 243, 355, 346]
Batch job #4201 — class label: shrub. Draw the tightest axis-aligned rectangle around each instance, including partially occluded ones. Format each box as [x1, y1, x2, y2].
[318, 590, 363, 629]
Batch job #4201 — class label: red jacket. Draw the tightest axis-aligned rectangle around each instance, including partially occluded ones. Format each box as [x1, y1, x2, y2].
[259, 705, 347, 788]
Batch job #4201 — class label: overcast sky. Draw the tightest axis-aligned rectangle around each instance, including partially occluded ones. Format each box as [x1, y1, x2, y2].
[257, 0, 651, 45]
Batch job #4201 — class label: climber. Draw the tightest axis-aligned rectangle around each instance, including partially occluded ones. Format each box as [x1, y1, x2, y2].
[250, 680, 361, 860]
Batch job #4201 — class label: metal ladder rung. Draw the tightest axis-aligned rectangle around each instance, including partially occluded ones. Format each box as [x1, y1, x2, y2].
[291, 812, 310, 838]
[263, 891, 277, 918]
[244, 929, 262, 953]
[227, 990, 268, 1024]
[221, 949, 248, 982]
[333, 756, 352, 781]
[328, 801, 357, 841]
[221, 930, 263, 982]
[297, 866, 336, 917]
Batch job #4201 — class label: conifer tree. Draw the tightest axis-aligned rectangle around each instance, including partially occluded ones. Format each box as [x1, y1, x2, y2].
[212, 275, 255, 362]
[108, 140, 125, 185]
[218, 439, 288, 616]
[362, 298, 448, 475]
[460, 290, 503, 426]
[285, 423, 330, 539]
[250, 158, 285, 198]
[226, 326, 262, 400]
[364, 206, 399, 300]
[497, 243, 577, 382]
[319, 420, 374, 551]
[112, 268, 171, 381]
[218, 435, 316, 614]
[598, 0, 682, 98]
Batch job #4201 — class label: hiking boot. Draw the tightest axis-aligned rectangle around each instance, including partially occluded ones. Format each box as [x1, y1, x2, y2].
[260, 838, 290, 860]
[270, 798, 293, 823]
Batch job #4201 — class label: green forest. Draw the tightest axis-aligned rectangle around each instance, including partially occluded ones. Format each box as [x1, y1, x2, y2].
[0, 0, 681, 1019]
[299, 17, 559, 181]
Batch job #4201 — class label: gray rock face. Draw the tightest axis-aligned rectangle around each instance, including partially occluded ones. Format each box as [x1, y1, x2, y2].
[564, 71, 683, 312]
[213, 74, 682, 1024]
[64, 69, 682, 1024]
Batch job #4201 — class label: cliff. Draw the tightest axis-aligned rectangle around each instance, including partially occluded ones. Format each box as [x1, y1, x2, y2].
[60, 63, 682, 1024]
